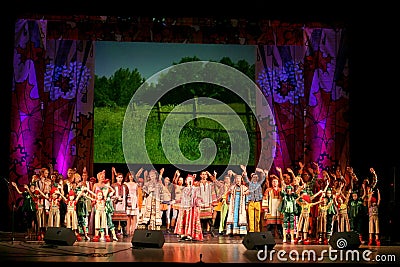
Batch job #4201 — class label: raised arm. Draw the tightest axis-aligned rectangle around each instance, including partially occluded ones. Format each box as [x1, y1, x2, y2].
[172, 169, 180, 184]
[58, 191, 68, 202]
[11, 181, 23, 195]
[370, 168, 378, 189]
[263, 169, 270, 188]
[86, 186, 97, 197]
[376, 188, 381, 206]
[111, 166, 117, 184]
[310, 189, 323, 201]
[24, 184, 35, 199]
[37, 188, 50, 199]
[287, 168, 296, 183]
[75, 189, 84, 202]
[298, 161, 305, 175]
[135, 167, 144, 182]
[276, 166, 285, 188]
[241, 165, 249, 184]
[255, 167, 266, 185]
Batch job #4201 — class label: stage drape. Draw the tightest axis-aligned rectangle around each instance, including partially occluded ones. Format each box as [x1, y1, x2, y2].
[10, 19, 95, 203]
[255, 27, 349, 171]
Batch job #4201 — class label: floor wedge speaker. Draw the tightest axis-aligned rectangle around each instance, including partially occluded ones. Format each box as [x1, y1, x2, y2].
[242, 231, 276, 250]
[329, 231, 361, 250]
[44, 227, 77, 246]
[131, 229, 165, 248]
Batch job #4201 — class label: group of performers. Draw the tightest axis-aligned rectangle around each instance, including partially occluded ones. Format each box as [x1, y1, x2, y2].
[10, 162, 381, 246]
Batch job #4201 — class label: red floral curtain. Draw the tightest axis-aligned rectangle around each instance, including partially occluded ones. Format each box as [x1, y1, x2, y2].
[256, 27, 350, 171]
[10, 19, 95, 207]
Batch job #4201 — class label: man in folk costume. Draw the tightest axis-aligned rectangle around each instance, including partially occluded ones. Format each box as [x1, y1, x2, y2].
[76, 167, 92, 240]
[101, 178, 118, 241]
[213, 171, 234, 235]
[141, 169, 164, 230]
[225, 174, 249, 236]
[111, 168, 129, 237]
[159, 168, 175, 233]
[136, 176, 145, 229]
[241, 165, 267, 233]
[37, 168, 51, 226]
[262, 174, 283, 238]
[61, 168, 77, 227]
[198, 170, 218, 236]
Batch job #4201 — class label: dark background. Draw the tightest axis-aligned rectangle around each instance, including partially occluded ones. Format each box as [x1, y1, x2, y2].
[1, 2, 399, 242]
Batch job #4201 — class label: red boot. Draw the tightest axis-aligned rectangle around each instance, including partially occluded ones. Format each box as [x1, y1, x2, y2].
[368, 239, 373, 246]
[76, 234, 82, 241]
[105, 235, 111, 242]
[375, 239, 381, 246]
[92, 235, 99, 242]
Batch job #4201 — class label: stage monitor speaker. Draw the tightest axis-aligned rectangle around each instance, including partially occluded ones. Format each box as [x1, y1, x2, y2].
[329, 231, 361, 250]
[242, 231, 276, 250]
[131, 229, 165, 248]
[44, 227, 77, 246]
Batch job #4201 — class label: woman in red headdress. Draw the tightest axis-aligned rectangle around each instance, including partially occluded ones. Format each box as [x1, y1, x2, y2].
[174, 174, 204, 241]
[36, 186, 63, 228]
[61, 189, 85, 240]
[295, 190, 323, 244]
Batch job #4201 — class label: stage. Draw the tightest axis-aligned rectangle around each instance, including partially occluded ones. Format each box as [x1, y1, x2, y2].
[0, 231, 399, 265]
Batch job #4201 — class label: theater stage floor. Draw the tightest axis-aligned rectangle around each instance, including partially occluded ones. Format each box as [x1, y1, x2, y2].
[0, 231, 399, 265]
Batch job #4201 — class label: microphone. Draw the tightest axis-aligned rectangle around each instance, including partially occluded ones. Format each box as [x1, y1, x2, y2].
[3, 177, 10, 184]
[197, 253, 203, 263]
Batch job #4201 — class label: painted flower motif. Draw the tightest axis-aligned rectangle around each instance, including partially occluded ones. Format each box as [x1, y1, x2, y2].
[44, 61, 92, 101]
[257, 61, 304, 104]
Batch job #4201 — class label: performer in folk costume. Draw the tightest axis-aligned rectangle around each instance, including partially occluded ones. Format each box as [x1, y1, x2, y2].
[368, 187, 381, 246]
[39, 186, 65, 228]
[124, 170, 140, 236]
[225, 174, 249, 236]
[174, 174, 204, 241]
[316, 192, 334, 244]
[171, 170, 185, 233]
[58, 189, 85, 241]
[333, 185, 351, 233]
[348, 184, 366, 243]
[159, 171, 174, 233]
[88, 189, 107, 241]
[262, 174, 283, 238]
[198, 170, 218, 236]
[136, 174, 145, 229]
[242, 165, 267, 233]
[295, 190, 323, 244]
[141, 169, 164, 230]
[87, 179, 118, 242]
[103, 178, 118, 241]
[111, 167, 129, 237]
[213, 170, 233, 235]
[278, 184, 299, 243]
[75, 168, 92, 241]
[11, 181, 38, 239]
